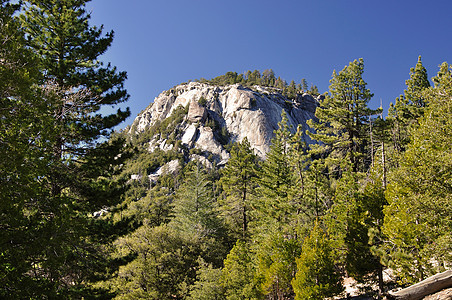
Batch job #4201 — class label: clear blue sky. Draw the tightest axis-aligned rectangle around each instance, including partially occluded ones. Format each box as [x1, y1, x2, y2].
[85, 0, 452, 129]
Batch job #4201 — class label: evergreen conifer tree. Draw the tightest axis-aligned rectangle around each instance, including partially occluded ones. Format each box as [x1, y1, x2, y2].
[255, 231, 302, 299]
[388, 56, 430, 152]
[219, 138, 259, 240]
[256, 110, 296, 233]
[14, 0, 130, 295]
[307, 58, 377, 174]
[0, 1, 54, 296]
[172, 162, 218, 239]
[220, 240, 262, 300]
[292, 222, 343, 300]
[382, 62, 452, 284]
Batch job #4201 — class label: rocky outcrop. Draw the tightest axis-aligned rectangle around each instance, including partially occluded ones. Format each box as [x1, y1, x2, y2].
[187, 99, 207, 122]
[130, 81, 319, 159]
[148, 159, 181, 183]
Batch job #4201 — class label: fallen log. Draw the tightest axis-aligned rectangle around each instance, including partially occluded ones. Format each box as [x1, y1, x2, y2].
[385, 269, 452, 300]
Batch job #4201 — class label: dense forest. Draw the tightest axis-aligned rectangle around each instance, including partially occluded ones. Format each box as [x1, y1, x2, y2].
[1, 1, 451, 299]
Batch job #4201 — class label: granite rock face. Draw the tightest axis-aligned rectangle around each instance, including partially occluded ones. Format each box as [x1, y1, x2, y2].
[130, 82, 318, 159]
[187, 99, 207, 122]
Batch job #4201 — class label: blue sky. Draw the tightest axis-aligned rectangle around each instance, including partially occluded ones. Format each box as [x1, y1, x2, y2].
[85, 0, 452, 129]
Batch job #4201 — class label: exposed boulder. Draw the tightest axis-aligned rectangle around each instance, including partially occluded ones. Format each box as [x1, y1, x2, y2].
[187, 99, 207, 122]
[181, 124, 198, 147]
[190, 154, 213, 169]
[195, 126, 229, 161]
[148, 159, 181, 184]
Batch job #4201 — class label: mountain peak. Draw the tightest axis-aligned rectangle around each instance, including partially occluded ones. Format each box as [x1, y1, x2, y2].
[130, 81, 319, 160]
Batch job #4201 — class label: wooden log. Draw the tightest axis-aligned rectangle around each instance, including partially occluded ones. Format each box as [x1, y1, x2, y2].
[385, 270, 452, 300]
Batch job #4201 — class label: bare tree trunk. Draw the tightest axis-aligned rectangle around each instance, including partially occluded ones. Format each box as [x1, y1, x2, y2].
[385, 270, 452, 300]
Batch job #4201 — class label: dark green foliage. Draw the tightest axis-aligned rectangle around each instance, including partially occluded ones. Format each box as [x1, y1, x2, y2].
[0, 2, 51, 297]
[328, 171, 381, 283]
[188, 259, 225, 300]
[198, 96, 208, 106]
[171, 163, 219, 239]
[381, 63, 452, 284]
[388, 56, 430, 152]
[301, 78, 308, 91]
[308, 58, 379, 174]
[219, 138, 259, 240]
[220, 240, 262, 300]
[256, 110, 296, 232]
[108, 224, 199, 299]
[197, 69, 315, 99]
[255, 232, 302, 299]
[0, 0, 132, 296]
[205, 117, 230, 146]
[201, 71, 244, 86]
[4, 10, 452, 296]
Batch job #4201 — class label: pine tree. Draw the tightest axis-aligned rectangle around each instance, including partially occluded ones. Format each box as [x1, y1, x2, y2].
[328, 170, 383, 286]
[220, 240, 262, 300]
[307, 59, 384, 293]
[301, 78, 308, 92]
[262, 69, 276, 86]
[187, 258, 225, 300]
[171, 162, 228, 268]
[107, 223, 199, 299]
[20, 0, 130, 194]
[381, 62, 452, 284]
[0, 1, 54, 296]
[172, 162, 218, 239]
[292, 222, 343, 300]
[16, 0, 130, 295]
[219, 138, 259, 240]
[307, 58, 377, 174]
[289, 125, 332, 236]
[255, 231, 302, 299]
[388, 56, 430, 152]
[256, 110, 296, 233]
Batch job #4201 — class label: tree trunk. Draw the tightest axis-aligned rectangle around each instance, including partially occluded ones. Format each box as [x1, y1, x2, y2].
[385, 270, 452, 300]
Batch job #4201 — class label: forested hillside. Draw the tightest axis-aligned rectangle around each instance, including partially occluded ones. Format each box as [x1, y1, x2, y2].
[1, 1, 451, 299]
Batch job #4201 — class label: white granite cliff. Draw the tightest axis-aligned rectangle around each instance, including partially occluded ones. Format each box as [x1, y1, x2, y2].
[130, 81, 319, 161]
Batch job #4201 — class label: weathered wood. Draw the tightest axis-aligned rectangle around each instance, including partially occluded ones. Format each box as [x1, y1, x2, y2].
[385, 270, 452, 300]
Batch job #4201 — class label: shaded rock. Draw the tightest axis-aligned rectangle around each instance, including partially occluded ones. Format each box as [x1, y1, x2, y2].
[187, 99, 207, 122]
[190, 154, 213, 169]
[195, 126, 229, 161]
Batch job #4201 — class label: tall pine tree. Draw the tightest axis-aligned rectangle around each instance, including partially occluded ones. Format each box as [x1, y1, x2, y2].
[0, 1, 56, 297]
[388, 56, 430, 152]
[382, 62, 452, 284]
[308, 58, 377, 174]
[256, 110, 296, 234]
[219, 137, 259, 240]
[14, 0, 130, 295]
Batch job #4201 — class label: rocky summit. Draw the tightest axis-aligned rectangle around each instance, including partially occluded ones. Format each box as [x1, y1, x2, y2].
[130, 81, 320, 162]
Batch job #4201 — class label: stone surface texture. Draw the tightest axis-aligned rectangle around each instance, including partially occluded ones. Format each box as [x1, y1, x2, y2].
[130, 82, 318, 158]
